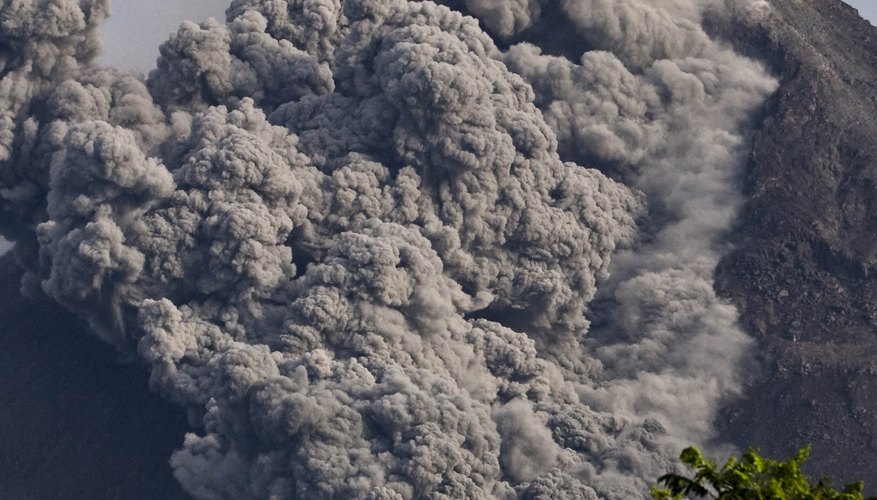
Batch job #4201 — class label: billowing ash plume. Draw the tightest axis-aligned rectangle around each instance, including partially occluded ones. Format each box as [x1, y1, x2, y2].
[496, 0, 778, 460]
[0, 0, 776, 498]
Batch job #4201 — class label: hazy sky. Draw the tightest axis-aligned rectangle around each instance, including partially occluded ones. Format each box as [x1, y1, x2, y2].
[99, 1, 228, 73]
[846, 0, 877, 24]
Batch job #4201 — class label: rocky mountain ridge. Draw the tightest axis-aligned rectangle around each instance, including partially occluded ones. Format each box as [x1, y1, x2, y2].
[713, 0, 877, 486]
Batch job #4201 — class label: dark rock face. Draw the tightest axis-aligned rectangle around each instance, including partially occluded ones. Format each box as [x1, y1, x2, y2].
[0, 253, 191, 500]
[711, 0, 877, 487]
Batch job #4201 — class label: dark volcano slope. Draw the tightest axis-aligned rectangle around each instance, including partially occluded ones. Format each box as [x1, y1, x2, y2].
[710, 0, 877, 485]
[0, 253, 191, 500]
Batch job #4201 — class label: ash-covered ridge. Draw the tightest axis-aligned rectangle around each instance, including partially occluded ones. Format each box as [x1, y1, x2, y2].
[0, 0, 776, 498]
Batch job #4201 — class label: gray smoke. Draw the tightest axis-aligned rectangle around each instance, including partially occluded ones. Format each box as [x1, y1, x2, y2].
[498, 0, 778, 464]
[0, 0, 776, 498]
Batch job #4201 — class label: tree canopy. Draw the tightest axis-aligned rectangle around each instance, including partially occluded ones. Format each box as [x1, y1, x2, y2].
[652, 446, 876, 500]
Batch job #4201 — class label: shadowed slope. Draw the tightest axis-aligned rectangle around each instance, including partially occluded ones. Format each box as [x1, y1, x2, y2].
[0, 253, 191, 500]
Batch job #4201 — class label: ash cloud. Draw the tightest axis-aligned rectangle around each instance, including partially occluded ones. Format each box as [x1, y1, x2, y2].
[0, 0, 775, 498]
[496, 0, 777, 463]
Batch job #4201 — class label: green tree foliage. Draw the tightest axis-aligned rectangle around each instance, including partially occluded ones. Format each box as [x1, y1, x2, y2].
[652, 445, 877, 500]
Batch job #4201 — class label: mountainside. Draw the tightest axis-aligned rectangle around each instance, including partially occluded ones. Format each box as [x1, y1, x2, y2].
[0, 253, 190, 499]
[712, 0, 877, 486]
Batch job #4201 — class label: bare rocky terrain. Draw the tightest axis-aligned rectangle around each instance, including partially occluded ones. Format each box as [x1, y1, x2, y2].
[710, 0, 877, 487]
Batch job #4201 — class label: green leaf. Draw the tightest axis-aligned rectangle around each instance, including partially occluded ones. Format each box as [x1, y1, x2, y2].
[653, 445, 875, 500]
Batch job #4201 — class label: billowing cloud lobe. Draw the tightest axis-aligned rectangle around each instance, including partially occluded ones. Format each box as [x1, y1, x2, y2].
[0, 0, 776, 498]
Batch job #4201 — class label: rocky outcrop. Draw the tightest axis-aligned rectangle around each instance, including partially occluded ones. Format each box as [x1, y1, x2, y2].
[711, 0, 877, 487]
